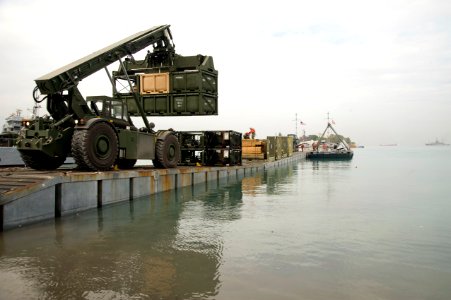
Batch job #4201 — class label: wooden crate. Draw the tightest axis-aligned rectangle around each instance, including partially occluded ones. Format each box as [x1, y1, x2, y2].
[242, 153, 265, 159]
[140, 73, 170, 94]
[242, 139, 265, 147]
[242, 146, 263, 154]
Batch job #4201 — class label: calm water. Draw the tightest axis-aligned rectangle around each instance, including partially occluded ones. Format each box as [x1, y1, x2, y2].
[1, 147, 451, 299]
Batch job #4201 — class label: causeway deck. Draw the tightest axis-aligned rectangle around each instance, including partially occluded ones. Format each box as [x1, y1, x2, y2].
[0, 153, 304, 230]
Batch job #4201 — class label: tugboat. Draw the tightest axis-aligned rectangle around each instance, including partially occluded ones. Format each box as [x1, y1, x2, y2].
[306, 119, 353, 160]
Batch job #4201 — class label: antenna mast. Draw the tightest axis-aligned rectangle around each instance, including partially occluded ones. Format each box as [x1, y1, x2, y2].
[294, 113, 298, 138]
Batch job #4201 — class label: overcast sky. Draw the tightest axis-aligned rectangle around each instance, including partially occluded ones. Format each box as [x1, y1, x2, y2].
[1, 0, 450, 146]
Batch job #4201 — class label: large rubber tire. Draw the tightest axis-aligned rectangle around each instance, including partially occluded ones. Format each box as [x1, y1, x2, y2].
[19, 150, 66, 170]
[117, 158, 137, 169]
[72, 122, 118, 171]
[153, 134, 180, 168]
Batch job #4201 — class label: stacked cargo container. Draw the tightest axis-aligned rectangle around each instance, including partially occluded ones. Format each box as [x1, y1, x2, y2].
[176, 130, 241, 166]
[266, 136, 294, 160]
[124, 55, 218, 117]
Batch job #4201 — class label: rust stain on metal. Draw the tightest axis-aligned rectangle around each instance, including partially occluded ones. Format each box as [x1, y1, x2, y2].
[67, 172, 103, 182]
[150, 176, 156, 194]
[138, 170, 154, 177]
[180, 173, 192, 187]
[161, 174, 174, 192]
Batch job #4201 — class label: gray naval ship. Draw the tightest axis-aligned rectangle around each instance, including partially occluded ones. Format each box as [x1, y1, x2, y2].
[0, 110, 27, 166]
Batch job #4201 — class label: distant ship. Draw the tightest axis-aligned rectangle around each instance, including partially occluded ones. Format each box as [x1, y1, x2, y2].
[0, 110, 29, 166]
[0, 110, 27, 147]
[425, 139, 450, 146]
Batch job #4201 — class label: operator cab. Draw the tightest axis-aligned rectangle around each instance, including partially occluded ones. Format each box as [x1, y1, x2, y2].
[86, 96, 132, 129]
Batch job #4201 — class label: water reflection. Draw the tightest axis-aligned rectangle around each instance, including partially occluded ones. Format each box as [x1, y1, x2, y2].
[0, 163, 303, 299]
[0, 181, 245, 299]
[309, 160, 353, 171]
[241, 164, 298, 197]
[297, 160, 354, 203]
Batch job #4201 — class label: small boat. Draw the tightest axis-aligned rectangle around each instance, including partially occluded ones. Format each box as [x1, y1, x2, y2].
[306, 121, 353, 160]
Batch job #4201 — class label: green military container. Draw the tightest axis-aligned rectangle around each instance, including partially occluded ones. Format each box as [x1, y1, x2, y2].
[172, 93, 217, 115]
[267, 136, 289, 160]
[176, 130, 241, 166]
[204, 149, 241, 166]
[171, 70, 217, 94]
[126, 96, 171, 116]
[266, 136, 277, 161]
[120, 53, 218, 117]
[278, 136, 288, 158]
[287, 136, 294, 156]
[143, 95, 171, 114]
[176, 131, 206, 149]
[126, 97, 138, 115]
[125, 92, 217, 116]
[204, 130, 242, 149]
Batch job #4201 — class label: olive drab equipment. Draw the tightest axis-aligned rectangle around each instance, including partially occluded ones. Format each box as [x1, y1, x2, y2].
[16, 25, 218, 171]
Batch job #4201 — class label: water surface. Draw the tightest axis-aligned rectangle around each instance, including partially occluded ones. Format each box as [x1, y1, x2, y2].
[1, 147, 450, 299]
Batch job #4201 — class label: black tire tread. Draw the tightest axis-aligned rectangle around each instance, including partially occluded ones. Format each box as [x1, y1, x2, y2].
[71, 129, 90, 170]
[19, 150, 66, 170]
[154, 134, 180, 168]
[71, 122, 118, 171]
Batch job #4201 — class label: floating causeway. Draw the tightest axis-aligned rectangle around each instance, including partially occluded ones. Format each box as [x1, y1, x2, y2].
[0, 153, 304, 230]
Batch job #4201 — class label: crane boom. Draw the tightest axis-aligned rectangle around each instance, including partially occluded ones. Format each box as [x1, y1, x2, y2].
[35, 25, 172, 94]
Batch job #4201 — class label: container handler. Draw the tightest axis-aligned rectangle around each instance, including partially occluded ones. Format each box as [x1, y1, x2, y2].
[16, 25, 218, 171]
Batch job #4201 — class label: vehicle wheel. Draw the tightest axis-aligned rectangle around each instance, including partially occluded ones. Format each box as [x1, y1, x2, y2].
[117, 158, 137, 169]
[154, 134, 180, 168]
[72, 122, 118, 171]
[19, 150, 66, 170]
